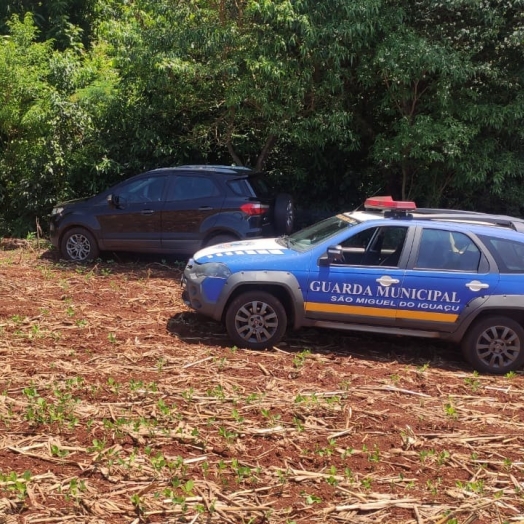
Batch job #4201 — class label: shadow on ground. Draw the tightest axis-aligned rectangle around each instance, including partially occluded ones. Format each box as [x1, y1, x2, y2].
[167, 311, 471, 374]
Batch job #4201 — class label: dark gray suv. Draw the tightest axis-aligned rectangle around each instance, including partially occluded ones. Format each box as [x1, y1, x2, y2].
[50, 165, 294, 261]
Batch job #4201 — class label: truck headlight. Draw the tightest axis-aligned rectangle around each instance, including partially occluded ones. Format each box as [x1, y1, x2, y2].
[193, 262, 231, 279]
[51, 206, 64, 216]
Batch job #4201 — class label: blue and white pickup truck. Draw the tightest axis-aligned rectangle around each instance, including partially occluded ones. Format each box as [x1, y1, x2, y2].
[182, 196, 524, 374]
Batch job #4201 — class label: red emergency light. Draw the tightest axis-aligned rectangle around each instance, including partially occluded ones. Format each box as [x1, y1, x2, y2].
[364, 196, 417, 211]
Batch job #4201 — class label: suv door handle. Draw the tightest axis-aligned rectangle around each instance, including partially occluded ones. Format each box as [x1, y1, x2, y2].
[376, 275, 400, 286]
[141, 210, 154, 215]
[466, 280, 489, 292]
[199, 206, 213, 210]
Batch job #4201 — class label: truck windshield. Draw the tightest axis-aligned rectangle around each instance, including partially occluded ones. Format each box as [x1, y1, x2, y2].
[277, 214, 359, 251]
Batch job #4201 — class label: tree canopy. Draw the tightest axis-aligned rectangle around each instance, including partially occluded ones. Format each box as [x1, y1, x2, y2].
[1, 0, 523, 236]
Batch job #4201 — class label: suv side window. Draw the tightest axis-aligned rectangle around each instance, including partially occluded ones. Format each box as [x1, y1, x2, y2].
[168, 175, 220, 201]
[117, 176, 166, 204]
[336, 226, 408, 266]
[479, 235, 524, 273]
[416, 229, 481, 271]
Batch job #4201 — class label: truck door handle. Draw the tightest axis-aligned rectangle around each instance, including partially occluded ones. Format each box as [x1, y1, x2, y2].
[466, 280, 489, 292]
[376, 275, 400, 286]
[199, 206, 213, 211]
[141, 210, 154, 215]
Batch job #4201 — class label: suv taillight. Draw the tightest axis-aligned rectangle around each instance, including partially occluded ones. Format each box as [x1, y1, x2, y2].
[240, 203, 270, 215]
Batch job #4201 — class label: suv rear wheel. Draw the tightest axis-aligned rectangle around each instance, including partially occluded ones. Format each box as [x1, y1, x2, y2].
[274, 193, 294, 235]
[225, 291, 287, 350]
[462, 316, 524, 374]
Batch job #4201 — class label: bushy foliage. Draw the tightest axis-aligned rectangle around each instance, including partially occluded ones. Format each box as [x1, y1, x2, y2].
[0, 0, 523, 236]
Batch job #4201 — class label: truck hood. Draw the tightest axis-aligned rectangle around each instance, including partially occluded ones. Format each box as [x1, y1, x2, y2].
[193, 237, 291, 263]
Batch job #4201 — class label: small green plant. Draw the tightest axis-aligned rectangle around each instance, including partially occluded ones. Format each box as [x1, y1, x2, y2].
[344, 467, 354, 482]
[326, 465, 338, 486]
[276, 468, 289, 485]
[293, 349, 311, 368]
[456, 479, 484, 493]
[181, 387, 194, 401]
[108, 332, 117, 344]
[0, 470, 31, 499]
[389, 373, 400, 384]
[366, 444, 381, 463]
[416, 362, 430, 374]
[301, 491, 322, 504]
[89, 438, 107, 453]
[218, 426, 238, 443]
[131, 493, 145, 514]
[292, 416, 304, 432]
[464, 371, 481, 392]
[50, 444, 69, 458]
[419, 449, 435, 463]
[437, 450, 451, 466]
[444, 401, 458, 419]
[361, 477, 372, 490]
[107, 377, 121, 394]
[66, 477, 87, 499]
[207, 385, 225, 399]
[426, 478, 441, 495]
[341, 447, 354, 459]
[231, 408, 244, 423]
[261, 408, 281, 426]
[156, 357, 166, 371]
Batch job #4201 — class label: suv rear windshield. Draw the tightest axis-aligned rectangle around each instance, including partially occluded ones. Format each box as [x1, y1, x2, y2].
[228, 174, 273, 198]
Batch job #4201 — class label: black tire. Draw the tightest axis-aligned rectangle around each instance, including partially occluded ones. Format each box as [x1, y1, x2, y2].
[205, 233, 238, 248]
[225, 291, 287, 350]
[274, 193, 294, 235]
[461, 316, 524, 374]
[60, 227, 100, 262]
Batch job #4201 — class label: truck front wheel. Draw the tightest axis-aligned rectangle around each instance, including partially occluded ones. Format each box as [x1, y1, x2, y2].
[225, 291, 287, 350]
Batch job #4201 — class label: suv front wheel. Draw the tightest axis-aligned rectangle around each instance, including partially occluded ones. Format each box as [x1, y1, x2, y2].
[225, 291, 287, 350]
[462, 316, 524, 374]
[61, 227, 100, 261]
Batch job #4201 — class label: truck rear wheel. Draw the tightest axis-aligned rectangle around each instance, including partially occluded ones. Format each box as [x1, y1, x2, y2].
[461, 316, 524, 374]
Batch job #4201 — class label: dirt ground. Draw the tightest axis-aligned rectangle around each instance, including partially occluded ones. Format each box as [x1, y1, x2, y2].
[0, 241, 523, 524]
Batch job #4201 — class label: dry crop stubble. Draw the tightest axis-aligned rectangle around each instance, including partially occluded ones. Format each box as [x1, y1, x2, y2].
[0, 243, 523, 523]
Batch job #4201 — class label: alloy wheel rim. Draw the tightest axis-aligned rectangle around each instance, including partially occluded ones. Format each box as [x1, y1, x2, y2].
[66, 234, 91, 261]
[476, 325, 520, 369]
[235, 300, 279, 343]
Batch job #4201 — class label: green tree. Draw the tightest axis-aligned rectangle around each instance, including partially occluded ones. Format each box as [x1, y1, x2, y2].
[0, 14, 119, 235]
[362, 0, 524, 208]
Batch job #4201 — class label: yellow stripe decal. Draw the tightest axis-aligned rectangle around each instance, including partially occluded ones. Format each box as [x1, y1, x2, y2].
[305, 302, 458, 323]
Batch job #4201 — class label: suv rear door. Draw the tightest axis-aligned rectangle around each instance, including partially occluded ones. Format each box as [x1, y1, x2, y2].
[161, 173, 225, 254]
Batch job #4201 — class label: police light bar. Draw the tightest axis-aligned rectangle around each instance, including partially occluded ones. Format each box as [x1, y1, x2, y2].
[364, 196, 417, 211]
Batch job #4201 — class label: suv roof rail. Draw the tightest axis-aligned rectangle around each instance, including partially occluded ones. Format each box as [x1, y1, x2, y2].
[176, 164, 253, 174]
[413, 209, 524, 233]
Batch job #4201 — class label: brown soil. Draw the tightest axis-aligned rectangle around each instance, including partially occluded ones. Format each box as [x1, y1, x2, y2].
[0, 242, 523, 524]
